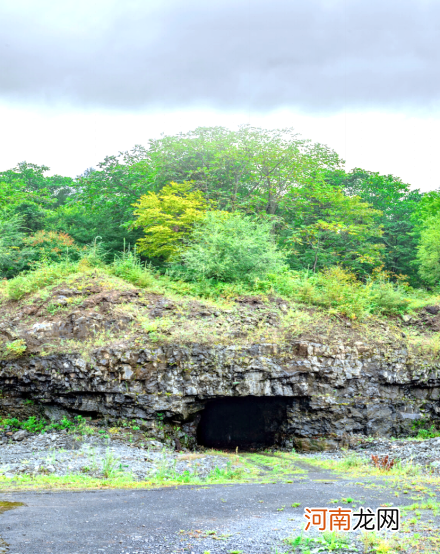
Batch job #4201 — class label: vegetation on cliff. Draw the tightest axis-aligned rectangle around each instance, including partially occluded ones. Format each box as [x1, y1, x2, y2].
[1, 125, 440, 352]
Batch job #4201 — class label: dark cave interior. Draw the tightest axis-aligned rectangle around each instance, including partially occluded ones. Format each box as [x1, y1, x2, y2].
[196, 396, 290, 449]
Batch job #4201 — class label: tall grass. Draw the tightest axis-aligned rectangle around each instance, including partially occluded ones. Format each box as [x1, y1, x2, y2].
[3, 247, 439, 322]
[6, 260, 79, 300]
[108, 249, 155, 288]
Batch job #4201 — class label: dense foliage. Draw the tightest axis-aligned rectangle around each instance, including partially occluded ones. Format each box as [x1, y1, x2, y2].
[169, 211, 287, 282]
[2, 125, 440, 298]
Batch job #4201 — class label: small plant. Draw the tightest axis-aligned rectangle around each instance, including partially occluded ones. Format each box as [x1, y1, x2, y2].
[5, 339, 27, 357]
[286, 531, 349, 552]
[101, 449, 120, 478]
[371, 454, 395, 471]
[291, 502, 301, 507]
[416, 424, 440, 439]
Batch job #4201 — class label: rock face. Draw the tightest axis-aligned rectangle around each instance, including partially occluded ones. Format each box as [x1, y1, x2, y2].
[1, 339, 440, 450]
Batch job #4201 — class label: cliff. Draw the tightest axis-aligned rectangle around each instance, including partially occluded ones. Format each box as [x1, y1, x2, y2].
[1, 271, 440, 450]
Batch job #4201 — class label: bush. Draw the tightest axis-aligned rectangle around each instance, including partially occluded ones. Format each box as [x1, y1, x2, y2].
[6, 259, 79, 300]
[5, 339, 27, 357]
[169, 211, 287, 283]
[266, 267, 372, 319]
[23, 230, 81, 264]
[369, 278, 411, 315]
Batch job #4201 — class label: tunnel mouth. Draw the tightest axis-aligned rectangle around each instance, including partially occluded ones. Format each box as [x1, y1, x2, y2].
[196, 396, 290, 450]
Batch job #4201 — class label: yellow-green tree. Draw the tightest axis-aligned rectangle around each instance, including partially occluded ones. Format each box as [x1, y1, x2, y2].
[132, 181, 211, 259]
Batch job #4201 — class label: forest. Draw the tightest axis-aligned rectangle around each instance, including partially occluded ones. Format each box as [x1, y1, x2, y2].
[1, 125, 440, 320]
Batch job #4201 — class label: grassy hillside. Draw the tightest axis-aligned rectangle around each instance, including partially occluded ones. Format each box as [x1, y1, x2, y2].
[1, 254, 440, 361]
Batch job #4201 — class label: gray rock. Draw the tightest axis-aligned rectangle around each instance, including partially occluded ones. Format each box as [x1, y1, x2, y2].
[2, 338, 440, 447]
[44, 405, 71, 422]
[12, 430, 27, 441]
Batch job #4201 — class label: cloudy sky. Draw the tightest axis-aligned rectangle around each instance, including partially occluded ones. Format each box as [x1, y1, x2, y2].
[1, 0, 439, 189]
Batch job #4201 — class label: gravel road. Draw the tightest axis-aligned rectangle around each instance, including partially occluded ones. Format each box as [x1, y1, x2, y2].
[2, 433, 440, 553]
[0, 462, 419, 554]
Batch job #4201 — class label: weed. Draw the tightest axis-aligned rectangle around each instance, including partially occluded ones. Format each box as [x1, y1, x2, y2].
[338, 452, 366, 470]
[5, 339, 27, 357]
[361, 531, 392, 553]
[286, 531, 349, 552]
[101, 449, 121, 478]
[371, 454, 395, 471]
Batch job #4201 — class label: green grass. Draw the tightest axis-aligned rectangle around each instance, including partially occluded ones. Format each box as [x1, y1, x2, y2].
[305, 452, 424, 478]
[0, 460, 254, 492]
[285, 531, 350, 552]
[2, 252, 439, 322]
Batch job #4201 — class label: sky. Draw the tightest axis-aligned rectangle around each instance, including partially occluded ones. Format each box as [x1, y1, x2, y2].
[1, 0, 439, 190]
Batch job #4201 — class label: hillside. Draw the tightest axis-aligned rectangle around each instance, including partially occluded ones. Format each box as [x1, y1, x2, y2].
[1, 264, 440, 361]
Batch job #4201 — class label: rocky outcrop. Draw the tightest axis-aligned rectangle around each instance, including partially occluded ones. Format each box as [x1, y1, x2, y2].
[1, 339, 440, 449]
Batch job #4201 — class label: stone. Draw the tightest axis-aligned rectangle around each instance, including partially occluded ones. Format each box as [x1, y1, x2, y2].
[12, 430, 27, 441]
[2, 337, 440, 448]
[44, 405, 71, 422]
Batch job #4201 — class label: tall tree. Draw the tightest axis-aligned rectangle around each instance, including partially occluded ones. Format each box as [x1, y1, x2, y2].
[325, 168, 422, 282]
[145, 125, 343, 215]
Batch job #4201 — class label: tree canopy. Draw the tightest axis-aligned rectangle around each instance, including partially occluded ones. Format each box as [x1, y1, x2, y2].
[1, 125, 437, 289]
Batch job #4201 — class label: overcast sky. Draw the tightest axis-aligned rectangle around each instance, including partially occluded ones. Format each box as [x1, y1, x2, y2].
[1, 0, 439, 189]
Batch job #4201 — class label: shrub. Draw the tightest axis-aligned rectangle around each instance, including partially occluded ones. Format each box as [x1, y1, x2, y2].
[6, 259, 79, 300]
[23, 230, 81, 264]
[169, 211, 287, 283]
[275, 267, 372, 319]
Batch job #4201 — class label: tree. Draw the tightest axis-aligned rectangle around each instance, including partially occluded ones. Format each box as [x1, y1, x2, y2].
[72, 146, 151, 253]
[0, 162, 75, 233]
[326, 168, 421, 282]
[171, 211, 287, 282]
[0, 214, 32, 278]
[132, 182, 211, 260]
[283, 183, 384, 274]
[145, 125, 343, 214]
[416, 217, 440, 286]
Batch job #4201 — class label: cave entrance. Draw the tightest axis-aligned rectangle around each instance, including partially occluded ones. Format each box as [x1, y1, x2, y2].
[197, 396, 290, 449]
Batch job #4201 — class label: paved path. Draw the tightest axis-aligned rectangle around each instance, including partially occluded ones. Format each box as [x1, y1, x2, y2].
[0, 464, 417, 554]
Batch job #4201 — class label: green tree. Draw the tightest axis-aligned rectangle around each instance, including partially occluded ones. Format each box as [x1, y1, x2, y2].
[0, 214, 33, 278]
[326, 168, 421, 281]
[416, 217, 440, 286]
[284, 184, 384, 274]
[0, 162, 74, 233]
[71, 147, 151, 253]
[171, 211, 287, 282]
[145, 125, 343, 214]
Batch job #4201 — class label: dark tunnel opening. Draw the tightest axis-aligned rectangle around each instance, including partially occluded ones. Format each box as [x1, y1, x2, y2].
[196, 396, 291, 449]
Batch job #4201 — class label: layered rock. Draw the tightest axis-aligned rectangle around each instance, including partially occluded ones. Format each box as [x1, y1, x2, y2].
[1, 339, 439, 449]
